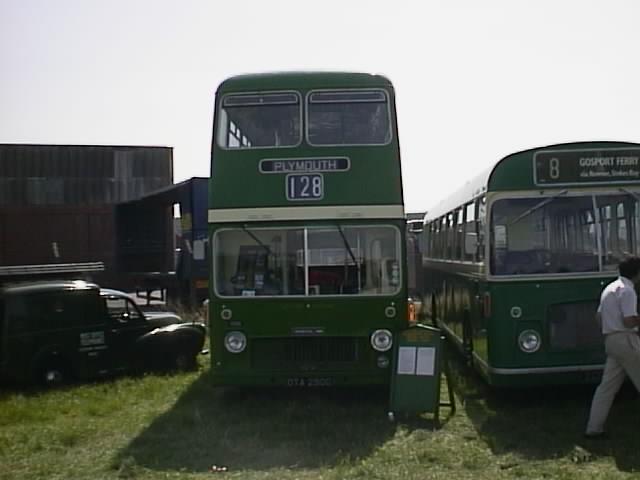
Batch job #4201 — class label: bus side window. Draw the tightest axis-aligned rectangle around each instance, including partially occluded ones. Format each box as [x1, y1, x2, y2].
[446, 213, 454, 259]
[455, 209, 464, 260]
[438, 217, 446, 259]
[464, 202, 477, 261]
[476, 196, 486, 261]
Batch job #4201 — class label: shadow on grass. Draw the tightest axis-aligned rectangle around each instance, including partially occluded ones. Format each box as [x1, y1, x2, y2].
[0, 365, 197, 399]
[445, 344, 640, 473]
[116, 372, 395, 473]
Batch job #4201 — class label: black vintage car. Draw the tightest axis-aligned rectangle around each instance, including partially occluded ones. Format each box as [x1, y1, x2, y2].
[0, 280, 206, 386]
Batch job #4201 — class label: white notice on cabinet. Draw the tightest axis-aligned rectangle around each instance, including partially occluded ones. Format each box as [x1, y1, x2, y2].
[397, 346, 417, 375]
[416, 347, 435, 376]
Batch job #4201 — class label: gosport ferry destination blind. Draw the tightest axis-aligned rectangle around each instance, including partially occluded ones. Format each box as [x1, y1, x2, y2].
[534, 149, 640, 186]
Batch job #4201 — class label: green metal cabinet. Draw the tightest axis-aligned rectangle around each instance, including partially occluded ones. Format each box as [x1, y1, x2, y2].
[389, 324, 455, 423]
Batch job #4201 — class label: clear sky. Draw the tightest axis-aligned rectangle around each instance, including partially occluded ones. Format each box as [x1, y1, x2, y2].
[2, 0, 639, 213]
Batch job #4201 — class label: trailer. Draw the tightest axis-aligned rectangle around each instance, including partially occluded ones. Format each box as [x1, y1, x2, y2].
[115, 177, 208, 308]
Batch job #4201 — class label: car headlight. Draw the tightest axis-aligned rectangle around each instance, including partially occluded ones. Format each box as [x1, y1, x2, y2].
[371, 329, 393, 352]
[224, 331, 247, 353]
[518, 329, 541, 353]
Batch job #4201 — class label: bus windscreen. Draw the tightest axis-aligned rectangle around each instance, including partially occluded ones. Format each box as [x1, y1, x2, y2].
[217, 92, 301, 149]
[307, 90, 391, 146]
[214, 225, 401, 297]
[491, 193, 640, 275]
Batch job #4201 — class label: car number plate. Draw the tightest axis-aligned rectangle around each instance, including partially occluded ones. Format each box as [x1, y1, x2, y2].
[286, 377, 332, 387]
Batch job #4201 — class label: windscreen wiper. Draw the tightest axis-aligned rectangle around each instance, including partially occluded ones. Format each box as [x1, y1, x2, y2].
[336, 225, 358, 266]
[336, 225, 360, 292]
[242, 225, 272, 255]
[508, 190, 568, 226]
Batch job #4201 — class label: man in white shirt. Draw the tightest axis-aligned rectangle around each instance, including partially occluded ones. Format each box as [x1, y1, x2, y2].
[585, 256, 640, 438]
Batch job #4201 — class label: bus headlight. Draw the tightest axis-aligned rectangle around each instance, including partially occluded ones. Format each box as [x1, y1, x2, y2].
[224, 331, 247, 353]
[518, 330, 541, 353]
[371, 329, 393, 352]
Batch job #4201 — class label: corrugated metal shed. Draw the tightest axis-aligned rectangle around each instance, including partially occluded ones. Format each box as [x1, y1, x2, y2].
[0, 144, 173, 206]
[0, 206, 115, 267]
[0, 144, 174, 282]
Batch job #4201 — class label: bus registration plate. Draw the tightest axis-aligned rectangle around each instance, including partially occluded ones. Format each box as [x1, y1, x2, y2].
[286, 174, 324, 201]
[287, 377, 332, 387]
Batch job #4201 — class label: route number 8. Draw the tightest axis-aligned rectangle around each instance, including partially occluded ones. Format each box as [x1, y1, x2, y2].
[549, 157, 560, 179]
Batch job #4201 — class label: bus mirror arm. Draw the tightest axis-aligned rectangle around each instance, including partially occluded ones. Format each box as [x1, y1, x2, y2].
[619, 187, 640, 204]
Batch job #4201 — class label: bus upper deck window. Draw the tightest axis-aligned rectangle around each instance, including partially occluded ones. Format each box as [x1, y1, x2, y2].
[217, 92, 301, 149]
[307, 90, 391, 146]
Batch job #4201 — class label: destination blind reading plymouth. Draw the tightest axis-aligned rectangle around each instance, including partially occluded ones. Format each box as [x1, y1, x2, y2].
[260, 158, 350, 173]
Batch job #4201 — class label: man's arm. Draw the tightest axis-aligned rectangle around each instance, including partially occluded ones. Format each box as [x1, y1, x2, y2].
[621, 289, 640, 328]
[623, 315, 640, 328]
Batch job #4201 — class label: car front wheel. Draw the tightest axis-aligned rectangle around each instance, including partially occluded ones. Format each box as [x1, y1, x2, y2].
[38, 361, 69, 387]
[174, 352, 197, 371]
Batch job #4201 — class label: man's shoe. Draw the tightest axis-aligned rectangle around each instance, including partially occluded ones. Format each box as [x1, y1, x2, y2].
[584, 431, 609, 440]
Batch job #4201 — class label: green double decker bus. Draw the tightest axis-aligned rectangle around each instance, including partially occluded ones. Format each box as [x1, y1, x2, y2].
[208, 72, 408, 386]
[420, 141, 640, 387]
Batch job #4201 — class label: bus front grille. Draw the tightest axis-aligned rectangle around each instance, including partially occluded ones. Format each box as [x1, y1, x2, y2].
[548, 301, 601, 351]
[250, 337, 359, 370]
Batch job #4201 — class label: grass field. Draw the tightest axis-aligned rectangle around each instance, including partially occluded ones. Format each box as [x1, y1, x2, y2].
[1, 348, 640, 480]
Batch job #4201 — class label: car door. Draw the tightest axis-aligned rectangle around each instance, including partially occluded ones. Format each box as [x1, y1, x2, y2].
[71, 290, 113, 379]
[103, 294, 150, 371]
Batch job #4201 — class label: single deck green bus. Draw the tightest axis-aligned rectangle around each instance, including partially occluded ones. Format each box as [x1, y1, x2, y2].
[208, 72, 409, 386]
[420, 141, 640, 387]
